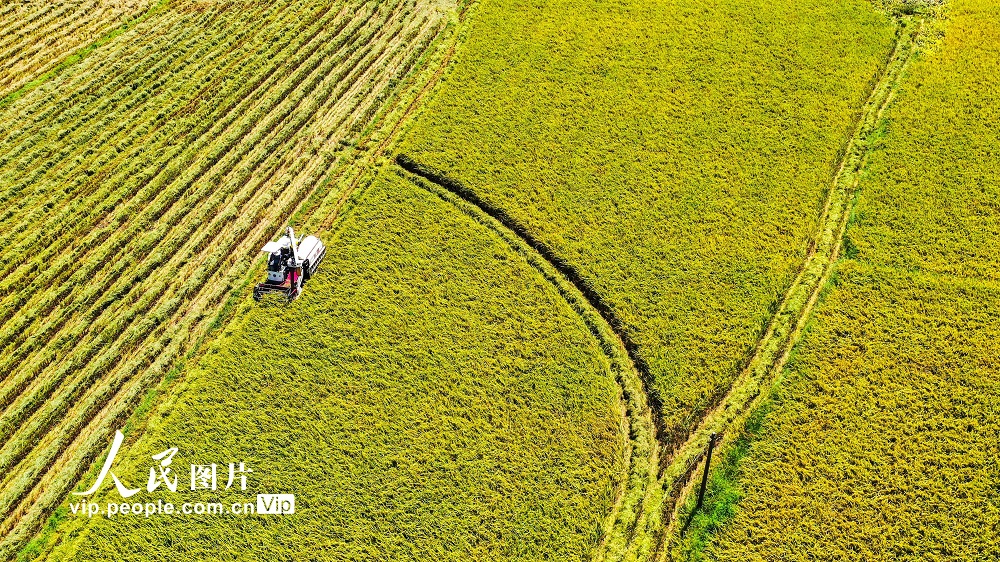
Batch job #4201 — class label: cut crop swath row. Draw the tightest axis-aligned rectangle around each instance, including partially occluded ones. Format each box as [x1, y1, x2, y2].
[0, 0, 350, 316]
[0, 0, 157, 96]
[0, 7, 212, 210]
[0, 1, 397, 469]
[0, 0, 452, 556]
[0, 2, 394, 352]
[0, 2, 328, 194]
[1, 5, 108, 81]
[0, 1, 332, 313]
[0, 4, 198, 152]
[0, 3, 285, 361]
[0, 3, 264, 221]
[0, 0, 303, 454]
[0, 25, 376, 390]
[0, 4, 72, 58]
[0, 3, 78, 62]
[0, 2, 358, 258]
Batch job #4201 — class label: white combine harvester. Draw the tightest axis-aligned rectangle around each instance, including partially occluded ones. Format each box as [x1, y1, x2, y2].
[253, 227, 326, 302]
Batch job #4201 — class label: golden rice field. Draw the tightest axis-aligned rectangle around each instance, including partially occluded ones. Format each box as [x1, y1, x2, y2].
[677, 0, 1000, 559]
[3, 0, 998, 559]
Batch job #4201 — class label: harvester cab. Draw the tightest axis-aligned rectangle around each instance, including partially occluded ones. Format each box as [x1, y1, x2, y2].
[253, 227, 326, 302]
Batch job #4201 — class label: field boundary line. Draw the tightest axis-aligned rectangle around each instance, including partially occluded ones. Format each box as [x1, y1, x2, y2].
[655, 15, 925, 561]
[394, 156, 663, 562]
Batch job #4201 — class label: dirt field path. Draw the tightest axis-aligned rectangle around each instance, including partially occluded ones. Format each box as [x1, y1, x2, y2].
[655, 15, 925, 560]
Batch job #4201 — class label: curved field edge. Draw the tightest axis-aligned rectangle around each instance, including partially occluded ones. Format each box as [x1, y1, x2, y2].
[395, 0, 901, 464]
[45, 168, 625, 561]
[9, 3, 464, 558]
[393, 161, 663, 562]
[663, 12, 932, 560]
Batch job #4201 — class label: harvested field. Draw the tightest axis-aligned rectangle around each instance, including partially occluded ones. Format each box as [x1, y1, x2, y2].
[0, 0, 452, 556]
[0, 0, 158, 100]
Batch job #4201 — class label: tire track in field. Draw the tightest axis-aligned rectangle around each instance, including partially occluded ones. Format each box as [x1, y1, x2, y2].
[655, 16, 925, 560]
[394, 155, 663, 562]
[395, 156, 666, 433]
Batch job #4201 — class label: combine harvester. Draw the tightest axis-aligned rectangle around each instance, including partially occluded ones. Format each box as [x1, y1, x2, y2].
[253, 227, 326, 302]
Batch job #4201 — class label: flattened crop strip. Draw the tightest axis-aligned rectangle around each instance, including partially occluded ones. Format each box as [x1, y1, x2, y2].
[395, 156, 664, 562]
[655, 15, 925, 561]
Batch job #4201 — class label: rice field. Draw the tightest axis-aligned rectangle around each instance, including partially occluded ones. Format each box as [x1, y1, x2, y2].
[679, 0, 1000, 558]
[397, 0, 898, 455]
[0, 0, 453, 556]
[39, 170, 625, 561]
[5, 0, 998, 558]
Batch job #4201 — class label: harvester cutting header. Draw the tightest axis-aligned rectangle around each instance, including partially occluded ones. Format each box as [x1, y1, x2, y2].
[253, 227, 326, 302]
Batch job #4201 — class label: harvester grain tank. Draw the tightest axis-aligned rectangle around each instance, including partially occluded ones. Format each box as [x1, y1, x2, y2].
[253, 227, 326, 301]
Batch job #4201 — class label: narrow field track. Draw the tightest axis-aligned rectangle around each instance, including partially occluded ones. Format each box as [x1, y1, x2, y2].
[656, 16, 925, 560]
[0, 0, 454, 556]
[392, 14, 923, 562]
